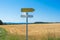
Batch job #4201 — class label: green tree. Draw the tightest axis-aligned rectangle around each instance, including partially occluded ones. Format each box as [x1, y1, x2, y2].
[0, 20, 3, 25]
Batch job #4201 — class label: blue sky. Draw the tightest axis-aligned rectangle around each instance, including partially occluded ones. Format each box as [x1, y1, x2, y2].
[0, 0, 60, 23]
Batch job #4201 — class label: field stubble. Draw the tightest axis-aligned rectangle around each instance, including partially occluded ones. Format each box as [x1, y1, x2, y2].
[0, 24, 60, 40]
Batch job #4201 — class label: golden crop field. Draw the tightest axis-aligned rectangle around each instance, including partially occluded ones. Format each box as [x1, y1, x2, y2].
[0, 24, 60, 40]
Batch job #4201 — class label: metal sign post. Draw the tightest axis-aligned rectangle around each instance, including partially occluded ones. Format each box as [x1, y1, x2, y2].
[21, 8, 34, 40]
[26, 12, 28, 40]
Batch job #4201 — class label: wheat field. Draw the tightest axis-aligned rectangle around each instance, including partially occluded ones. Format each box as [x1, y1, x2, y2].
[0, 24, 60, 40]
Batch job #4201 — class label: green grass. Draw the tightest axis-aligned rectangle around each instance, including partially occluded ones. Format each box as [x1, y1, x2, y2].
[0, 34, 60, 40]
[0, 34, 25, 40]
[8, 34, 20, 40]
[0, 33, 60, 40]
[0, 27, 25, 40]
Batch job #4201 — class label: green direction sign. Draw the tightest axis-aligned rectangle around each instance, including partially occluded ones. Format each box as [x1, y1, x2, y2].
[21, 8, 34, 12]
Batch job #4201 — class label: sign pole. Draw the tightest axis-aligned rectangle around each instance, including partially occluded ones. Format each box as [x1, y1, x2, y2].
[21, 8, 34, 40]
[26, 12, 28, 40]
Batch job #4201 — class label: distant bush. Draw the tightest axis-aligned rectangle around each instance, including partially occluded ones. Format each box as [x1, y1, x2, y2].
[34, 22, 49, 24]
[0, 20, 3, 25]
